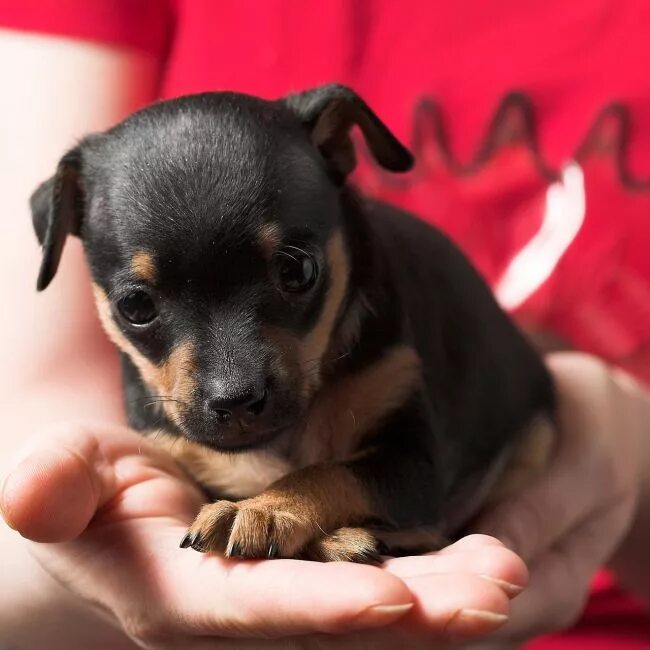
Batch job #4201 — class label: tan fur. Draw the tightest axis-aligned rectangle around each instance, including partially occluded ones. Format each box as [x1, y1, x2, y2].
[304, 527, 380, 562]
[155, 341, 196, 423]
[131, 250, 157, 284]
[257, 222, 282, 258]
[93, 283, 158, 378]
[148, 431, 293, 499]
[297, 345, 422, 465]
[92, 284, 196, 424]
[486, 416, 556, 506]
[330, 293, 368, 359]
[298, 230, 349, 392]
[264, 464, 372, 527]
[187, 464, 373, 557]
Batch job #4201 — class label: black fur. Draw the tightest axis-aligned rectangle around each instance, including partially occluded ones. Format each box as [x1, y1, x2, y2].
[30, 85, 554, 545]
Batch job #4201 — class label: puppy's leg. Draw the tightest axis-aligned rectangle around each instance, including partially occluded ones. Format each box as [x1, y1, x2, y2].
[181, 436, 442, 562]
[181, 464, 377, 559]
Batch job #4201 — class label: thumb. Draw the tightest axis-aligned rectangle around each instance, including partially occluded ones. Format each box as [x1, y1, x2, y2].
[0, 424, 121, 542]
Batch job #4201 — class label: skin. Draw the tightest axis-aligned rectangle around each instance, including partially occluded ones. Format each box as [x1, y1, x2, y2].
[2, 28, 649, 649]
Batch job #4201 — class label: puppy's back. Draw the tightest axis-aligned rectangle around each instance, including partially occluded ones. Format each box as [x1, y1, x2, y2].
[364, 199, 554, 504]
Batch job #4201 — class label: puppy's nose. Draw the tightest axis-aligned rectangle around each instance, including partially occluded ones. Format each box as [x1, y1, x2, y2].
[205, 383, 268, 424]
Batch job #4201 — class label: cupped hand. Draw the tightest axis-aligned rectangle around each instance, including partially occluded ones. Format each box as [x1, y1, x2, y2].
[1, 424, 526, 649]
[471, 352, 644, 646]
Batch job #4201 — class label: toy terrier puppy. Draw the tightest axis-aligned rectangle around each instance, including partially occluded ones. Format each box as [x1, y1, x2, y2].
[31, 85, 554, 562]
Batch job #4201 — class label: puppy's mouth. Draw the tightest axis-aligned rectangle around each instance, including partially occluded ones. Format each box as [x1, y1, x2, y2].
[176, 398, 302, 453]
[195, 425, 287, 453]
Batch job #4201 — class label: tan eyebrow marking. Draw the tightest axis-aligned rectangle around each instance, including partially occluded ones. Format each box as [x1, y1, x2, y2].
[131, 250, 157, 284]
[257, 222, 283, 259]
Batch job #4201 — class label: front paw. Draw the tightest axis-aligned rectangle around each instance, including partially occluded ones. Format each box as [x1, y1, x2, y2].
[180, 496, 318, 559]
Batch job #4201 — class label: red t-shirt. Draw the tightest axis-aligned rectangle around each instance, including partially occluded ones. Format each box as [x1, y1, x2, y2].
[2, 1, 649, 647]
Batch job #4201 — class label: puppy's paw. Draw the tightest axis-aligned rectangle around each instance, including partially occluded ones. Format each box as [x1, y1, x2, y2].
[302, 527, 383, 564]
[180, 495, 317, 559]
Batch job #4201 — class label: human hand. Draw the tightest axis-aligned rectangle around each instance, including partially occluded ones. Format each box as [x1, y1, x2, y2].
[470, 352, 644, 647]
[1, 424, 526, 649]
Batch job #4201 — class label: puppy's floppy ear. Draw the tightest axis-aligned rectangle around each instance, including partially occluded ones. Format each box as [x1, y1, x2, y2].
[30, 148, 83, 291]
[283, 84, 413, 180]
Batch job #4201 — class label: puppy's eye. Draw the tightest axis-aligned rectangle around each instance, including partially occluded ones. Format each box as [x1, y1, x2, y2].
[117, 290, 158, 326]
[273, 248, 318, 293]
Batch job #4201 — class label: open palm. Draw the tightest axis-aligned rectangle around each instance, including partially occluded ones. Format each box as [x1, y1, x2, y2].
[1, 424, 526, 649]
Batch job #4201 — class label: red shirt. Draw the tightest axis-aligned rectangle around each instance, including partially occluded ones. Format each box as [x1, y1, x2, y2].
[2, 1, 649, 647]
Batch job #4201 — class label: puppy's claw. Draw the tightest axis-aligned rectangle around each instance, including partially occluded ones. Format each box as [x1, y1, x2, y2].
[180, 530, 200, 549]
[188, 497, 317, 560]
[191, 539, 208, 553]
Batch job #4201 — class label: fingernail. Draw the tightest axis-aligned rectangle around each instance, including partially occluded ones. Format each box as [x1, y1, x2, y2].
[479, 574, 524, 596]
[353, 602, 414, 628]
[447, 608, 508, 640]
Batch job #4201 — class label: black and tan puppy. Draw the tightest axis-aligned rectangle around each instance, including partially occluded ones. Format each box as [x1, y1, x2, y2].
[31, 85, 554, 562]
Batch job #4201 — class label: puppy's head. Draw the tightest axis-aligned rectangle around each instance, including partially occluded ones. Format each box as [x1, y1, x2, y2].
[31, 85, 412, 452]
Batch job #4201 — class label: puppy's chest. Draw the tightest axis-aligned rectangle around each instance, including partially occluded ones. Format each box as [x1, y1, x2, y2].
[148, 432, 294, 498]
[148, 427, 353, 499]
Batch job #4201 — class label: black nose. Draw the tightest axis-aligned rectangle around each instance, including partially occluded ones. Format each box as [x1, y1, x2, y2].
[205, 383, 268, 424]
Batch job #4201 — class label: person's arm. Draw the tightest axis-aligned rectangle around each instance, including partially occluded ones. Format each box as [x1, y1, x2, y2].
[0, 27, 159, 647]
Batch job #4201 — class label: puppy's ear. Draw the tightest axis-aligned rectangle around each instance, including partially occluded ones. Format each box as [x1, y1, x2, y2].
[30, 148, 83, 291]
[283, 84, 413, 180]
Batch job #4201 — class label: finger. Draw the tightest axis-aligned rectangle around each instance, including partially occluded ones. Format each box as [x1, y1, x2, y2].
[0, 423, 198, 542]
[162, 548, 508, 643]
[159, 549, 415, 638]
[399, 572, 511, 642]
[436, 533, 506, 553]
[384, 536, 527, 596]
[288, 572, 515, 650]
[0, 427, 110, 541]
[488, 495, 634, 642]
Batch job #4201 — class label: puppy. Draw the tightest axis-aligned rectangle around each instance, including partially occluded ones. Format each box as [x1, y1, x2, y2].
[30, 85, 554, 562]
